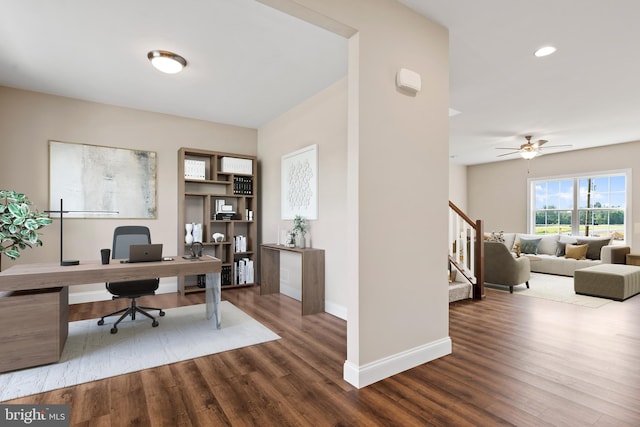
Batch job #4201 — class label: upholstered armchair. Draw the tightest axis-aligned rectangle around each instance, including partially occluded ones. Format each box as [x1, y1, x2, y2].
[484, 241, 530, 293]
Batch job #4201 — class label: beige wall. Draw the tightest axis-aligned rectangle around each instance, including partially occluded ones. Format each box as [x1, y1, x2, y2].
[258, 78, 348, 319]
[0, 86, 257, 300]
[449, 163, 467, 211]
[264, 0, 450, 387]
[468, 141, 640, 251]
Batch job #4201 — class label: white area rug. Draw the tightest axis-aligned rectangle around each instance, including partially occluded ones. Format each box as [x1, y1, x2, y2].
[0, 302, 280, 401]
[488, 272, 611, 308]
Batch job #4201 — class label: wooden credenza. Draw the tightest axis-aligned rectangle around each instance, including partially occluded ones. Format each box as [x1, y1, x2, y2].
[260, 244, 325, 315]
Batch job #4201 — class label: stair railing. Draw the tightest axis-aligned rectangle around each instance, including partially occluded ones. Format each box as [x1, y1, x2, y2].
[448, 201, 484, 300]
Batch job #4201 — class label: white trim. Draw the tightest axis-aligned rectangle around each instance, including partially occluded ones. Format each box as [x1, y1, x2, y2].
[324, 300, 347, 320]
[343, 337, 452, 389]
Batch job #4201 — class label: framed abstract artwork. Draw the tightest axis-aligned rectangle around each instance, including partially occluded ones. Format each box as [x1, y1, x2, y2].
[281, 144, 318, 220]
[48, 140, 157, 218]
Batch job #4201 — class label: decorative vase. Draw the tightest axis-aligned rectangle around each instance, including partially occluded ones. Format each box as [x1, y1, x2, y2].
[193, 223, 203, 243]
[185, 223, 194, 245]
[297, 234, 306, 249]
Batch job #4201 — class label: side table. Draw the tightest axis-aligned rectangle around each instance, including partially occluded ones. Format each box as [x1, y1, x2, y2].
[626, 253, 640, 266]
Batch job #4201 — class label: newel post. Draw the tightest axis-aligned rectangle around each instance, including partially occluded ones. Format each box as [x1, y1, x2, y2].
[474, 219, 485, 299]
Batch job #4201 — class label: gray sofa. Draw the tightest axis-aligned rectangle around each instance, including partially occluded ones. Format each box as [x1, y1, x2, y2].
[487, 232, 630, 277]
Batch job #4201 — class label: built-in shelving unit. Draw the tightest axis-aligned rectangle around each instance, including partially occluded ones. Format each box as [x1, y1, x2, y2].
[177, 147, 257, 294]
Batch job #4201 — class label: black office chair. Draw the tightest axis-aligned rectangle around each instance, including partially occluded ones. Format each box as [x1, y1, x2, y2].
[97, 226, 165, 334]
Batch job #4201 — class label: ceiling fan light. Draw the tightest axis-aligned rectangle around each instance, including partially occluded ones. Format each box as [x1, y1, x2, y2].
[147, 50, 187, 74]
[534, 46, 557, 57]
[521, 150, 538, 160]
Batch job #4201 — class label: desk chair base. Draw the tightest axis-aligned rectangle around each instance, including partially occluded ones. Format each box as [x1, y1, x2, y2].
[97, 298, 165, 334]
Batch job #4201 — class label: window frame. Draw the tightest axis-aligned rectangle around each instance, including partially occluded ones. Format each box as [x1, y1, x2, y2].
[527, 169, 632, 245]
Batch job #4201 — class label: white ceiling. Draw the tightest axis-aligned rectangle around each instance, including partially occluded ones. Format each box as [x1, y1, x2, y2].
[3, 1, 640, 166]
[400, 0, 640, 165]
[0, 0, 348, 129]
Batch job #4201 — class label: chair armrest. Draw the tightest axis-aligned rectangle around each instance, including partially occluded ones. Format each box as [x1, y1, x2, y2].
[601, 245, 630, 264]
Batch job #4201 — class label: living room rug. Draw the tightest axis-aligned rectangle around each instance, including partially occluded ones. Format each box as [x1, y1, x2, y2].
[487, 272, 612, 308]
[0, 301, 280, 401]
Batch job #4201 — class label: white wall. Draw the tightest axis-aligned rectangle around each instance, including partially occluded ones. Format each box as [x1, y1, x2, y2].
[263, 0, 450, 388]
[258, 78, 348, 319]
[0, 86, 257, 300]
[468, 140, 640, 251]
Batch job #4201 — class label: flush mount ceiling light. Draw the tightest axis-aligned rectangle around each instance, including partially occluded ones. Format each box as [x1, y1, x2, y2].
[534, 46, 557, 57]
[147, 50, 187, 74]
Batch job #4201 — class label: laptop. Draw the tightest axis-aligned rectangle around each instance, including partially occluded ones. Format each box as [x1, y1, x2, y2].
[127, 244, 163, 263]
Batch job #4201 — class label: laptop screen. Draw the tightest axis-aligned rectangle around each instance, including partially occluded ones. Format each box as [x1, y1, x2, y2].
[127, 244, 163, 263]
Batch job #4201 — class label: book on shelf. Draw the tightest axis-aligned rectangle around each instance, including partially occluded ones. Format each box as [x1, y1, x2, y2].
[234, 235, 247, 252]
[221, 265, 232, 286]
[234, 257, 254, 285]
[184, 159, 206, 180]
[233, 176, 253, 195]
[214, 212, 238, 220]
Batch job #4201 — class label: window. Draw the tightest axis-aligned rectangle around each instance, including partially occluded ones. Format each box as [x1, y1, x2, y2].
[530, 171, 629, 243]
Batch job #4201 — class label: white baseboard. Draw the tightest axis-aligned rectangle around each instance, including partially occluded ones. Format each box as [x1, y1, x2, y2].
[68, 282, 177, 305]
[324, 300, 347, 320]
[343, 336, 452, 388]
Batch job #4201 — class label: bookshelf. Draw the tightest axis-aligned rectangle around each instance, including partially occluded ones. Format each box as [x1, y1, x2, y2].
[177, 147, 257, 294]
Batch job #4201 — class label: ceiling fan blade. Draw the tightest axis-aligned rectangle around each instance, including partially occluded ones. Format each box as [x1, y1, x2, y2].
[496, 151, 520, 157]
[541, 144, 572, 150]
[532, 139, 548, 148]
[495, 147, 522, 150]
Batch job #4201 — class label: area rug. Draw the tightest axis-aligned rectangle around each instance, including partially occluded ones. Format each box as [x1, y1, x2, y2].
[0, 301, 280, 401]
[487, 272, 612, 308]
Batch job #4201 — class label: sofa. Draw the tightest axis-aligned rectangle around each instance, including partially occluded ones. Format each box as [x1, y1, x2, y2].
[486, 232, 630, 277]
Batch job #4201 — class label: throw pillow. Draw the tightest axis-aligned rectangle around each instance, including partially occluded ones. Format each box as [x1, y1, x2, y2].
[519, 237, 542, 255]
[576, 238, 611, 260]
[565, 244, 588, 260]
[555, 241, 567, 257]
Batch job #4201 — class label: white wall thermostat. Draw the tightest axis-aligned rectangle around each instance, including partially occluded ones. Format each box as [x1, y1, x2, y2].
[396, 68, 422, 93]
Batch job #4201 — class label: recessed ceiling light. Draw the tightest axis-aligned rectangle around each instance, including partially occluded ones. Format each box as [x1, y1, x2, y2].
[147, 50, 187, 74]
[534, 46, 557, 57]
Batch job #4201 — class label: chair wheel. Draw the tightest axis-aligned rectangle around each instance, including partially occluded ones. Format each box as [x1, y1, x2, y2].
[110, 327, 118, 334]
[159, 311, 165, 317]
[98, 319, 104, 326]
[152, 320, 159, 327]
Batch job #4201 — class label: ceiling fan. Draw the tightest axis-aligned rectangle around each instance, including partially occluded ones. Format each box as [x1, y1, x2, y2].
[496, 135, 571, 159]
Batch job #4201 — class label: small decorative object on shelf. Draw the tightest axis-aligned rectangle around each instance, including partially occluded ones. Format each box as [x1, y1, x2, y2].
[192, 223, 203, 243]
[292, 214, 308, 248]
[212, 232, 225, 243]
[185, 223, 194, 244]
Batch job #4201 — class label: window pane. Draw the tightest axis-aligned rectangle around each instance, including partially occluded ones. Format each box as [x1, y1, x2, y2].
[610, 193, 625, 208]
[610, 175, 625, 192]
[558, 180, 573, 209]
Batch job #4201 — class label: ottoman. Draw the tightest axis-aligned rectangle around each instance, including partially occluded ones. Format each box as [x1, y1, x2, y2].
[574, 264, 640, 301]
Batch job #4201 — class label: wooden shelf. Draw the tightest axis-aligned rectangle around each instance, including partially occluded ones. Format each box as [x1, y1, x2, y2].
[177, 148, 258, 294]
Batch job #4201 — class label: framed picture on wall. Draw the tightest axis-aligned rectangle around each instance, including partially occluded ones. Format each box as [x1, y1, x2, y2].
[49, 140, 157, 218]
[281, 144, 318, 220]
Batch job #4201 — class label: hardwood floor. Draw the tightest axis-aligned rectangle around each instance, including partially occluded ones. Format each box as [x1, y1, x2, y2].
[4, 284, 640, 426]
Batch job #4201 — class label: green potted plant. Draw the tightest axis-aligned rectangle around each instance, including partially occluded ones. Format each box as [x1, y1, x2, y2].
[292, 214, 308, 248]
[0, 190, 52, 269]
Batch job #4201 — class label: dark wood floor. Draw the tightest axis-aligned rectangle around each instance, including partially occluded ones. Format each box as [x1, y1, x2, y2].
[5, 284, 640, 426]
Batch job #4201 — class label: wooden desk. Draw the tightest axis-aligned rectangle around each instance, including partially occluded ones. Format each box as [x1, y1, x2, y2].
[0, 256, 221, 373]
[260, 244, 324, 315]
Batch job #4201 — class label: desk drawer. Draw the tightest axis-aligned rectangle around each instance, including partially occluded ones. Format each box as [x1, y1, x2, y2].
[0, 287, 68, 373]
